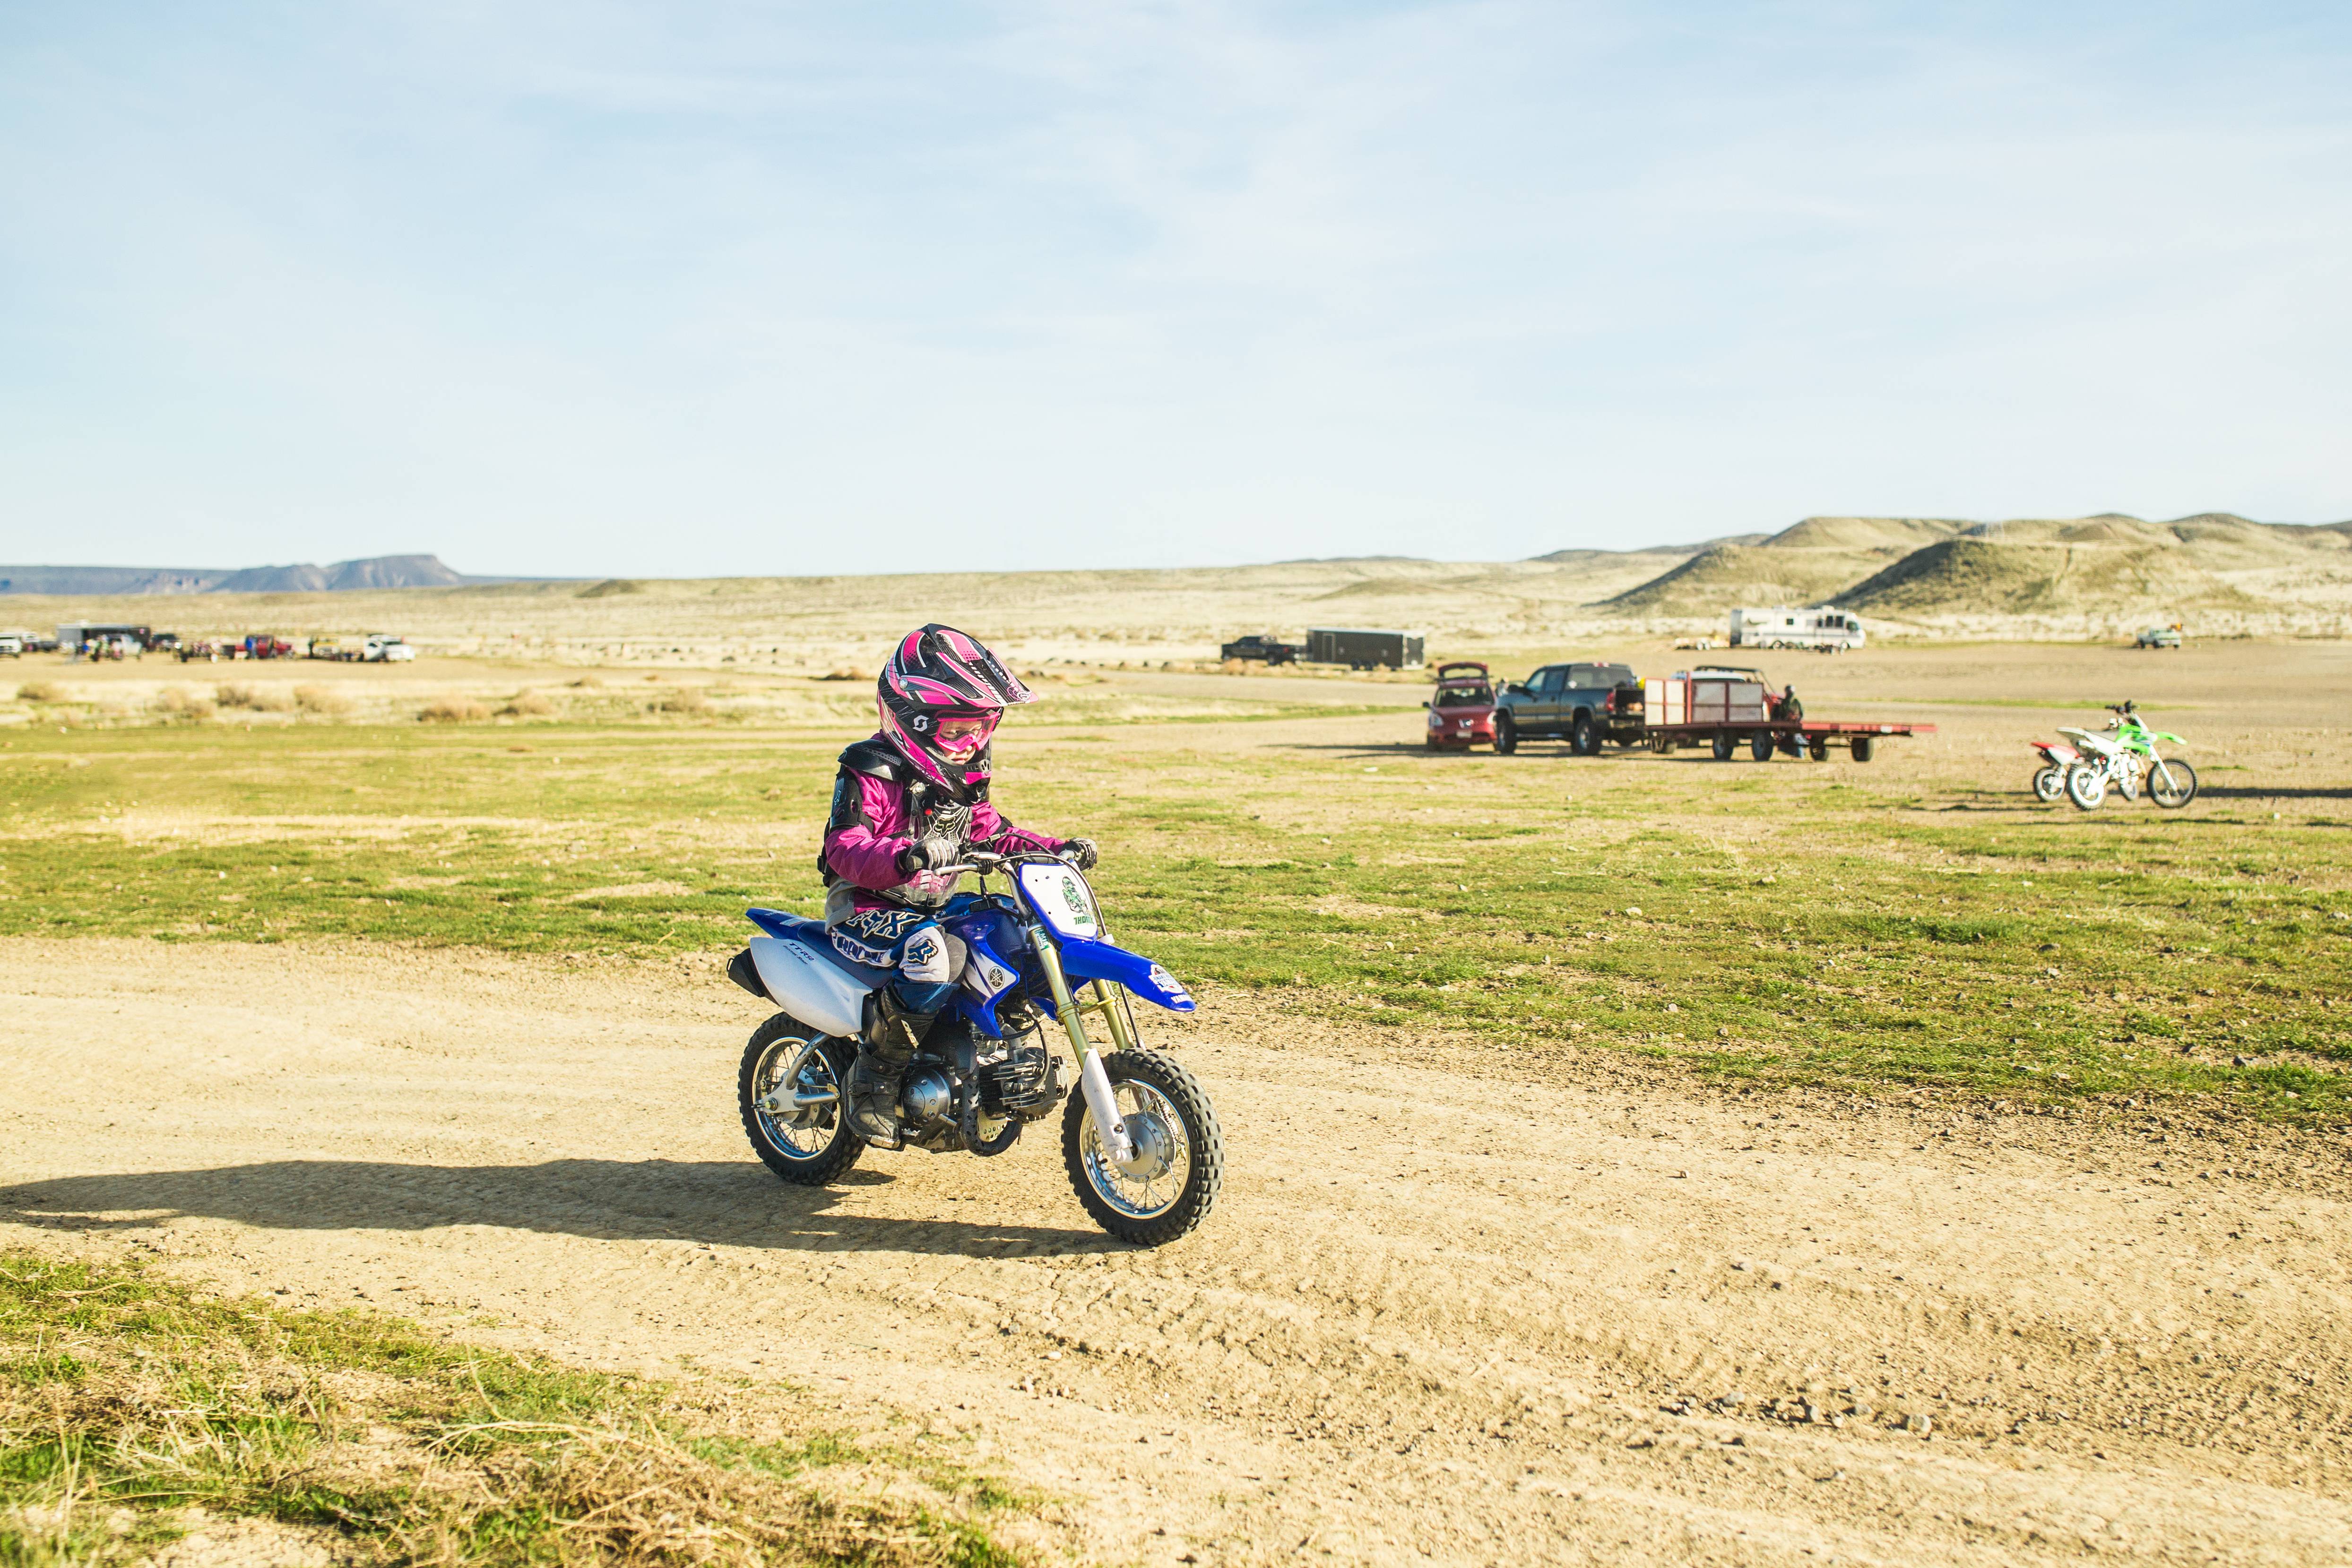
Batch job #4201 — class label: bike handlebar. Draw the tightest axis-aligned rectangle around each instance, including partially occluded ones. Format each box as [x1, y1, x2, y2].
[929, 847, 1083, 877]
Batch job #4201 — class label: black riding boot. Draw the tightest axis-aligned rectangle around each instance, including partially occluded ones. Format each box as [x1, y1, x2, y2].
[847, 990, 939, 1146]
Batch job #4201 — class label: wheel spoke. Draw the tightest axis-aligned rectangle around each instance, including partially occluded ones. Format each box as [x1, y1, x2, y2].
[755, 1039, 838, 1158]
[1083, 1080, 1192, 1220]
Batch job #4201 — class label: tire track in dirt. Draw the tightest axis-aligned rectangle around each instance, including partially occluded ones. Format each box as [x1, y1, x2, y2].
[2, 939, 2347, 1565]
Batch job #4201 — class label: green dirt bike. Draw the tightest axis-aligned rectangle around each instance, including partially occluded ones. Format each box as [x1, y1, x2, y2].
[2056, 701, 2197, 810]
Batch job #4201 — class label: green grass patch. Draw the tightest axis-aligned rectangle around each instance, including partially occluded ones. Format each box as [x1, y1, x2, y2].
[0, 1249, 1042, 1566]
[1, 721, 2346, 1119]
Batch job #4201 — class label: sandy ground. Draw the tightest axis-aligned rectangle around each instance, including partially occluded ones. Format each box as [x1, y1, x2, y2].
[4, 939, 2347, 1566]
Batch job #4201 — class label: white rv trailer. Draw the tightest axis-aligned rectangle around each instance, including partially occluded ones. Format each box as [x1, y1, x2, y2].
[1729, 606, 1865, 652]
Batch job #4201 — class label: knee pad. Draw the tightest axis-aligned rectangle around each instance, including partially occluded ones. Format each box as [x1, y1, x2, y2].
[899, 926, 956, 984]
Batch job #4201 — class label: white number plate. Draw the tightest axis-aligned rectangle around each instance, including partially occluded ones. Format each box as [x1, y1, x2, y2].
[1018, 862, 1103, 942]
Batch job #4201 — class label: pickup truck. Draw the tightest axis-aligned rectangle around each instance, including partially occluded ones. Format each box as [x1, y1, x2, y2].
[1219, 634, 1300, 666]
[1492, 661, 1646, 755]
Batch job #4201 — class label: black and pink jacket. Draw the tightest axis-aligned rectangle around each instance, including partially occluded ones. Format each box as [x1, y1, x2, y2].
[819, 735, 1067, 913]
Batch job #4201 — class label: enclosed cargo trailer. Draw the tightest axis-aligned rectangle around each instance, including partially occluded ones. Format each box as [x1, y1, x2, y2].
[1307, 627, 1425, 670]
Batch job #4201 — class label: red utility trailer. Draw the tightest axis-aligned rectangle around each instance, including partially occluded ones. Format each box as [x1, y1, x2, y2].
[1639, 667, 1934, 761]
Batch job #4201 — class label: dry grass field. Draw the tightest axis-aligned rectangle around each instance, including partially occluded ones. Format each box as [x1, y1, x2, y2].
[3, 613, 2349, 1565]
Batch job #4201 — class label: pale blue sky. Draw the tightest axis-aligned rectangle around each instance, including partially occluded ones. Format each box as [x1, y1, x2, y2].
[3, 2, 2347, 576]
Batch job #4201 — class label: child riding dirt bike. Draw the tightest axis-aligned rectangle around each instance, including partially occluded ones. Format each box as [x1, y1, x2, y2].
[819, 625, 1095, 1146]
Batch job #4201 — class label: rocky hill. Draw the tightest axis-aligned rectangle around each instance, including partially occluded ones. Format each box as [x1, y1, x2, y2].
[1597, 512, 2352, 631]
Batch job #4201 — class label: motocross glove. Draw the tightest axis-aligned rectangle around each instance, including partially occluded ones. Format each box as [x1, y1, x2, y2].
[1064, 837, 1098, 870]
[896, 833, 961, 876]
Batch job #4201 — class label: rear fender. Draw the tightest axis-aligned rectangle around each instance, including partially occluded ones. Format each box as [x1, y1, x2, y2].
[1055, 936, 1196, 1013]
[746, 933, 873, 1039]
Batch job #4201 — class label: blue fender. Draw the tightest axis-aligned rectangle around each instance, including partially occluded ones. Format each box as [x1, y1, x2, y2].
[1056, 936, 1196, 1012]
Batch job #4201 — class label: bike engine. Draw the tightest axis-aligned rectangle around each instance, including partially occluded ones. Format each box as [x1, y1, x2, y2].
[979, 1025, 1065, 1124]
[899, 1065, 957, 1130]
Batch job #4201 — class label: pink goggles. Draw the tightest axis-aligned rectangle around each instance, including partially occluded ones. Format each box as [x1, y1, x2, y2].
[922, 710, 1000, 749]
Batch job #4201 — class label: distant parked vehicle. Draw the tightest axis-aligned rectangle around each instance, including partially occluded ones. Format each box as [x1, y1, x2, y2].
[2056, 701, 2196, 810]
[1219, 634, 1299, 665]
[1731, 606, 1866, 652]
[1643, 664, 1932, 761]
[0, 634, 21, 658]
[1492, 660, 1645, 755]
[1424, 662, 1499, 750]
[2136, 625, 2184, 649]
[363, 634, 416, 663]
[1306, 627, 1424, 670]
[235, 635, 295, 660]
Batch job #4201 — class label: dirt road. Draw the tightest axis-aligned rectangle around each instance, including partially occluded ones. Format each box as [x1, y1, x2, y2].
[3, 939, 2346, 1565]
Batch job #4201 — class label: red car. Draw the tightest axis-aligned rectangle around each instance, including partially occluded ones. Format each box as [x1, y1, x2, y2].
[1424, 661, 1499, 750]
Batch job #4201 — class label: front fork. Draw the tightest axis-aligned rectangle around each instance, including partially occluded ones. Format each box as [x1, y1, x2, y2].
[1031, 931, 1138, 1164]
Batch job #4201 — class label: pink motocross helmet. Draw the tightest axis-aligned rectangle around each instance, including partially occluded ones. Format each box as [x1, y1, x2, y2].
[877, 624, 1035, 793]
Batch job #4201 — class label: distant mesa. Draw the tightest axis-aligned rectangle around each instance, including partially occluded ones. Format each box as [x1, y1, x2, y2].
[1525, 537, 1761, 565]
[0, 554, 509, 595]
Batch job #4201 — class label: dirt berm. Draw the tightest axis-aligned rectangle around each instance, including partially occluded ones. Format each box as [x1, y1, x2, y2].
[3, 940, 2346, 1565]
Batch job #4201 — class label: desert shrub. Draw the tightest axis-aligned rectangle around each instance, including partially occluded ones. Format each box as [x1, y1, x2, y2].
[215, 683, 292, 712]
[654, 686, 710, 714]
[419, 694, 491, 723]
[568, 672, 603, 688]
[16, 681, 63, 703]
[150, 687, 216, 721]
[501, 689, 555, 716]
[292, 684, 352, 716]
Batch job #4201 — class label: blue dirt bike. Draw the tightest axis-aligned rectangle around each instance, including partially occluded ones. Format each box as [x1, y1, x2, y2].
[725, 848, 1223, 1245]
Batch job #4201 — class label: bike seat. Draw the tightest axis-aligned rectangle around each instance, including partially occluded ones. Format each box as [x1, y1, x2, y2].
[745, 907, 895, 989]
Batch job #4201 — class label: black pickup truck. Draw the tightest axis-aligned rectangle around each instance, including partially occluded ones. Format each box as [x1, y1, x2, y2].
[1219, 634, 1301, 665]
[1492, 661, 1646, 755]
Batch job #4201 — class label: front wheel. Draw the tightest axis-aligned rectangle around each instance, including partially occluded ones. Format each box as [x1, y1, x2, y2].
[2149, 757, 2199, 809]
[1063, 1049, 1223, 1246]
[2032, 763, 2066, 802]
[739, 1017, 863, 1185]
[1711, 732, 1736, 761]
[2066, 763, 2108, 810]
[1749, 731, 1774, 762]
[1493, 714, 1517, 755]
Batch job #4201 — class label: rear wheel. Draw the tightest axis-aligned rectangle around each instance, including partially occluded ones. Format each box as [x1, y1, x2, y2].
[1749, 731, 1774, 762]
[1711, 733, 1735, 761]
[2066, 764, 2108, 810]
[2032, 764, 2067, 802]
[2149, 758, 2199, 809]
[1571, 712, 1600, 756]
[1850, 736, 1875, 763]
[1063, 1049, 1223, 1246]
[1493, 714, 1517, 755]
[1809, 740, 1830, 762]
[739, 1017, 862, 1185]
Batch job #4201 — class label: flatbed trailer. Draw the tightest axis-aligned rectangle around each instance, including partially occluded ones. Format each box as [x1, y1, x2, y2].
[1643, 717, 1934, 762]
